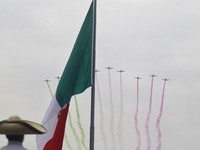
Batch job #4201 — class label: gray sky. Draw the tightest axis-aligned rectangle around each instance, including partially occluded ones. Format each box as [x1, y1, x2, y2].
[0, 0, 200, 149]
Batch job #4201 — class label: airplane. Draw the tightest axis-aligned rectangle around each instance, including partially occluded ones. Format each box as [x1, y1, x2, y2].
[162, 78, 170, 81]
[150, 74, 157, 77]
[105, 66, 113, 70]
[135, 77, 142, 79]
[44, 79, 51, 82]
[117, 70, 125, 73]
[55, 76, 60, 80]
[95, 70, 100, 72]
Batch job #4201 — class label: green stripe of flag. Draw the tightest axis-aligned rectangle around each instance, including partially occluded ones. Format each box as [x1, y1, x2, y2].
[56, 2, 93, 107]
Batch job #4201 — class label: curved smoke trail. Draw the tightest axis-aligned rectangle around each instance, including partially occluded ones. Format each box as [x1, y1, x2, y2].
[68, 111, 82, 150]
[44, 79, 72, 150]
[106, 67, 115, 150]
[118, 71, 124, 150]
[134, 78, 141, 150]
[74, 96, 88, 150]
[156, 80, 167, 150]
[96, 71, 108, 150]
[145, 76, 155, 150]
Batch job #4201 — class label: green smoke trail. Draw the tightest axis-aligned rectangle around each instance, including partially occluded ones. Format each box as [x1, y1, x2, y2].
[45, 79, 73, 150]
[64, 132, 73, 150]
[44, 80, 53, 97]
[68, 111, 82, 150]
[74, 96, 88, 150]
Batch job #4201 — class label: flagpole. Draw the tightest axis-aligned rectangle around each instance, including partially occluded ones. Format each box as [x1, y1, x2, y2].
[90, 0, 97, 150]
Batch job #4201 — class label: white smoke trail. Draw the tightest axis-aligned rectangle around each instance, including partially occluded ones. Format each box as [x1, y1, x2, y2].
[106, 67, 115, 150]
[118, 71, 124, 150]
[96, 71, 108, 150]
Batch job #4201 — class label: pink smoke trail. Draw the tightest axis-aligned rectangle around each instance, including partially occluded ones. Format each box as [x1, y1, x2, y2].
[156, 79, 167, 150]
[145, 75, 156, 150]
[134, 77, 141, 150]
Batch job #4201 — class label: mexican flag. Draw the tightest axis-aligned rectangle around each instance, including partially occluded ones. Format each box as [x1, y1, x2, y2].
[36, 2, 93, 150]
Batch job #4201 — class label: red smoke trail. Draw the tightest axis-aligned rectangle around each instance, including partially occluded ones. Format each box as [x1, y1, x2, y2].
[156, 80, 167, 150]
[145, 76, 155, 150]
[134, 77, 141, 150]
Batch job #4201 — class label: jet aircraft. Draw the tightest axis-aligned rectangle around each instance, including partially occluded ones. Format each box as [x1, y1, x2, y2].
[135, 77, 142, 79]
[150, 74, 157, 77]
[117, 70, 125, 73]
[44, 79, 51, 82]
[162, 78, 170, 81]
[106, 66, 113, 70]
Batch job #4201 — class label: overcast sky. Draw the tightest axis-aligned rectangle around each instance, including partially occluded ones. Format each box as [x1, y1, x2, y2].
[0, 0, 200, 149]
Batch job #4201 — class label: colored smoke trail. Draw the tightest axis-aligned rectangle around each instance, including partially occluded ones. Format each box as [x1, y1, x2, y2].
[45, 79, 72, 149]
[106, 67, 115, 150]
[118, 71, 124, 150]
[68, 111, 82, 150]
[134, 78, 141, 150]
[74, 96, 88, 150]
[156, 80, 167, 150]
[145, 76, 155, 150]
[45, 80, 53, 97]
[96, 71, 108, 150]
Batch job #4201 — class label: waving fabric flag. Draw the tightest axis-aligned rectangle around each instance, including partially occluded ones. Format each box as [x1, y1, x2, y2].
[36, 2, 93, 150]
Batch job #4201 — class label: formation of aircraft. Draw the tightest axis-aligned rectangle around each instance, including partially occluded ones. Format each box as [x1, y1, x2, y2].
[51, 68, 168, 82]
[149, 74, 169, 81]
